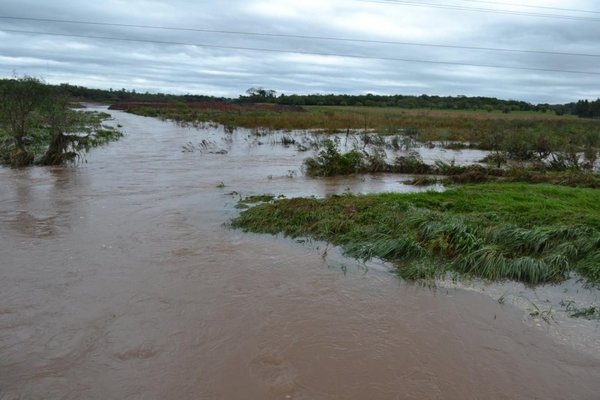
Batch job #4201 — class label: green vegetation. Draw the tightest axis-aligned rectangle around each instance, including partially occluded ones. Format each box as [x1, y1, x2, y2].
[232, 184, 600, 285]
[25, 82, 578, 114]
[4, 79, 597, 169]
[3, 79, 598, 118]
[128, 105, 600, 161]
[241, 194, 277, 203]
[235, 194, 277, 209]
[573, 99, 600, 119]
[560, 301, 600, 320]
[299, 137, 600, 187]
[130, 104, 591, 136]
[248, 92, 541, 111]
[304, 140, 367, 176]
[0, 77, 122, 167]
[422, 168, 600, 188]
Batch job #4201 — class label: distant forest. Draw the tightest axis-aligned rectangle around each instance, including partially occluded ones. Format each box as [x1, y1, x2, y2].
[29, 81, 600, 119]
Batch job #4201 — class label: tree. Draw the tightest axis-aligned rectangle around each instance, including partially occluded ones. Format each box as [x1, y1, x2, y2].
[0, 76, 122, 167]
[38, 92, 76, 165]
[38, 93, 121, 166]
[590, 99, 600, 119]
[245, 87, 277, 99]
[0, 76, 50, 166]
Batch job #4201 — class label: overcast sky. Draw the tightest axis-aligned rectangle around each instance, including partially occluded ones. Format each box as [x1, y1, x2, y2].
[0, 0, 598, 103]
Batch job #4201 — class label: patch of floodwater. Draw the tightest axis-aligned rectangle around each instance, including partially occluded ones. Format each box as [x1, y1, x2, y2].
[3, 107, 598, 399]
[143, 120, 450, 199]
[289, 239, 600, 360]
[112, 111, 600, 363]
[177, 123, 489, 173]
[316, 239, 600, 360]
[182, 119, 598, 359]
[318, 236, 600, 359]
[418, 145, 488, 165]
[437, 275, 600, 358]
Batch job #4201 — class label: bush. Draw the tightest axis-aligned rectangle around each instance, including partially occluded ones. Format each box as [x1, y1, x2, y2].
[304, 139, 365, 176]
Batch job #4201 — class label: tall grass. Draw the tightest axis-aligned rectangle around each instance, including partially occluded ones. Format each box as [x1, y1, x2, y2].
[128, 104, 600, 150]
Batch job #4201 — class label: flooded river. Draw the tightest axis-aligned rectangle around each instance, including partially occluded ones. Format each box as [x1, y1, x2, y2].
[1, 107, 599, 399]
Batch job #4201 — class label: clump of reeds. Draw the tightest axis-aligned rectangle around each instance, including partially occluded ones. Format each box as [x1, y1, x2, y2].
[301, 139, 600, 188]
[303, 139, 366, 176]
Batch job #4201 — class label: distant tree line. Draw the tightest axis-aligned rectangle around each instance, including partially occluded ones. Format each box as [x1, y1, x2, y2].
[59, 83, 225, 104]
[2, 79, 598, 119]
[569, 99, 600, 119]
[256, 93, 542, 112]
[236, 88, 600, 117]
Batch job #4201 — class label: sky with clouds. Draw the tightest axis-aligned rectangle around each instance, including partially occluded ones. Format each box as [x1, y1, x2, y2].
[0, 0, 598, 103]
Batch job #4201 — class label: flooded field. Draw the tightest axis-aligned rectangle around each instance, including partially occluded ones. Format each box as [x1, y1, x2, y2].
[1, 107, 599, 399]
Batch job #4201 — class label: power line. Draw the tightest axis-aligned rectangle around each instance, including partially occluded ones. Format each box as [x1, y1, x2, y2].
[1, 16, 599, 58]
[356, 0, 600, 21]
[3, 28, 599, 76]
[448, 0, 600, 15]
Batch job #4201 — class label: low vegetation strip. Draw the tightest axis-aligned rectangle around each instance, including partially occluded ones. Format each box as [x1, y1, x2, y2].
[300, 139, 600, 186]
[232, 184, 600, 285]
[109, 101, 305, 113]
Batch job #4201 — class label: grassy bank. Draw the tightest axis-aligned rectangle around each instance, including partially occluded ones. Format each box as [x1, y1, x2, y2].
[232, 184, 600, 285]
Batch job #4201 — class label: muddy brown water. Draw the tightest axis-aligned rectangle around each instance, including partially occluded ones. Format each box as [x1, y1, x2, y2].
[1, 107, 599, 400]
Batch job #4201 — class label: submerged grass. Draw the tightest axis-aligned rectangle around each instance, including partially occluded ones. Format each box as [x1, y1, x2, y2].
[232, 184, 600, 285]
[302, 141, 600, 188]
[128, 104, 599, 148]
[560, 300, 600, 320]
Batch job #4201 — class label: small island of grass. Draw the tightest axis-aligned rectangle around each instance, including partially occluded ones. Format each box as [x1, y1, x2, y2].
[232, 183, 600, 285]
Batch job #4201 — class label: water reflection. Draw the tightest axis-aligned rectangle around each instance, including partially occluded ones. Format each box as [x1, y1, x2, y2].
[2, 167, 85, 239]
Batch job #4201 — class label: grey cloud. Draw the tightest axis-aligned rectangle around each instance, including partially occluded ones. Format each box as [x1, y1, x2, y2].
[0, 0, 598, 103]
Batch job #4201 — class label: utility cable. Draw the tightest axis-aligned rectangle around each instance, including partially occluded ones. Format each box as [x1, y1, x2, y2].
[356, 0, 600, 22]
[2, 28, 599, 76]
[447, 0, 600, 14]
[0, 16, 599, 58]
